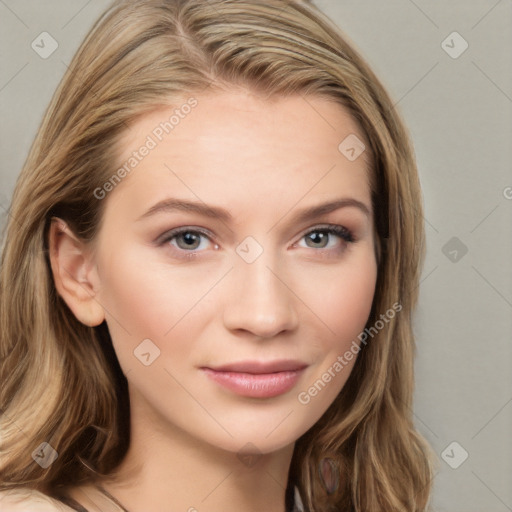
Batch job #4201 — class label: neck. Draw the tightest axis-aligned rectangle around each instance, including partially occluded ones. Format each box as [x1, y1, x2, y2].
[95, 386, 295, 512]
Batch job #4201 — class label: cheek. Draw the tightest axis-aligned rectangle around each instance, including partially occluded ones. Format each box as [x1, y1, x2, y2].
[301, 249, 377, 350]
[96, 244, 220, 365]
[292, 252, 377, 423]
[99, 252, 167, 333]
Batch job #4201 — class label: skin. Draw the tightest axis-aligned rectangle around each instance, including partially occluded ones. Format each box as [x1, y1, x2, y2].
[49, 89, 378, 512]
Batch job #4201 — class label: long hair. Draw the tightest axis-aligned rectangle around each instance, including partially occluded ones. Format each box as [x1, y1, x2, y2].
[0, 0, 435, 510]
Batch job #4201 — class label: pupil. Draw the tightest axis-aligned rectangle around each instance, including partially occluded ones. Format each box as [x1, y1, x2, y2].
[309, 232, 326, 247]
[182, 233, 199, 248]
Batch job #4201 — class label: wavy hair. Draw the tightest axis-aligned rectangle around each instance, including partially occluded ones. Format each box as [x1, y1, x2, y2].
[0, 0, 435, 510]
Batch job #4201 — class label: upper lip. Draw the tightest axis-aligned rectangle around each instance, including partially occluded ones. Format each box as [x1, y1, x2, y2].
[203, 360, 308, 374]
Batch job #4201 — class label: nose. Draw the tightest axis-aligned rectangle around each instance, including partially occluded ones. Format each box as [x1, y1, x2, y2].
[222, 253, 299, 339]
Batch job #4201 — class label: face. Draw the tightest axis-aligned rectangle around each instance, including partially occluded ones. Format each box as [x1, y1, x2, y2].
[89, 89, 377, 455]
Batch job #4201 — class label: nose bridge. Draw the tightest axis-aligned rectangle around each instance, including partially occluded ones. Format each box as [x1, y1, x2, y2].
[222, 240, 298, 337]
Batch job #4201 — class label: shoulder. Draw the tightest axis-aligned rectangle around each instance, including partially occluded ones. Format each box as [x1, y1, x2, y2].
[0, 488, 75, 512]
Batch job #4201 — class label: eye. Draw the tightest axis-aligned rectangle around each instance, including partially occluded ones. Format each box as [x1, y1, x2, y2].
[156, 224, 355, 258]
[297, 224, 354, 250]
[158, 227, 217, 253]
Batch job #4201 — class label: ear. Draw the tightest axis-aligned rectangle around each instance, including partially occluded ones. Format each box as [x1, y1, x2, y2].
[48, 217, 105, 327]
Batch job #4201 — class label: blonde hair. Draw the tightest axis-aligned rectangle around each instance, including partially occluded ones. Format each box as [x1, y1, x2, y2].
[0, 0, 435, 510]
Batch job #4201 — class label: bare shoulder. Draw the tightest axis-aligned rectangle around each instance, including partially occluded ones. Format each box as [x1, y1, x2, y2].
[0, 488, 75, 512]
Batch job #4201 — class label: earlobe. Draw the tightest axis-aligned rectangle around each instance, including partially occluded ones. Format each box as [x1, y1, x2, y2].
[48, 217, 105, 327]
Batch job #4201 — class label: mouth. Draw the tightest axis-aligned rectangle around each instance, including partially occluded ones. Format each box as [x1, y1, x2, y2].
[200, 360, 308, 398]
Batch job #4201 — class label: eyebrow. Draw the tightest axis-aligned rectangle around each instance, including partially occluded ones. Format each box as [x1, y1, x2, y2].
[137, 197, 371, 224]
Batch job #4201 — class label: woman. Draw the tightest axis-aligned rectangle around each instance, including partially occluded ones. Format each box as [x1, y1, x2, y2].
[0, 0, 435, 510]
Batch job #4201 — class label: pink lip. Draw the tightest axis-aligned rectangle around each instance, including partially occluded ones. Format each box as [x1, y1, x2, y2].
[201, 360, 308, 398]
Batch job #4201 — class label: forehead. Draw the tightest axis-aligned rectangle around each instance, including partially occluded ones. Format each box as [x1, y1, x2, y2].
[107, 90, 373, 218]
[120, 90, 369, 158]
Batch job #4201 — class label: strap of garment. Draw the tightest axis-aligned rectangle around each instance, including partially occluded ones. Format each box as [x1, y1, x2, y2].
[54, 493, 90, 512]
[56, 485, 304, 511]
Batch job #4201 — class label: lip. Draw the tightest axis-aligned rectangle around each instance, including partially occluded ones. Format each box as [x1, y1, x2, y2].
[200, 360, 308, 398]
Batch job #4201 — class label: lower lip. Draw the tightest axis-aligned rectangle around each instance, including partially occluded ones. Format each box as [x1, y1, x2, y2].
[201, 368, 306, 398]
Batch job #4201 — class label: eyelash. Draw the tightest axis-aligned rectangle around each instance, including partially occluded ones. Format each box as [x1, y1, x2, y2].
[157, 224, 355, 259]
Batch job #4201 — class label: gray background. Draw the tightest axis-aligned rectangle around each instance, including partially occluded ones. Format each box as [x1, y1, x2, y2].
[1, 1, 511, 511]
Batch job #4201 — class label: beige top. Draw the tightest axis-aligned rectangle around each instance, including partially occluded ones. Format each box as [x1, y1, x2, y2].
[0, 485, 305, 511]
[0, 486, 120, 512]
[0, 488, 75, 511]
